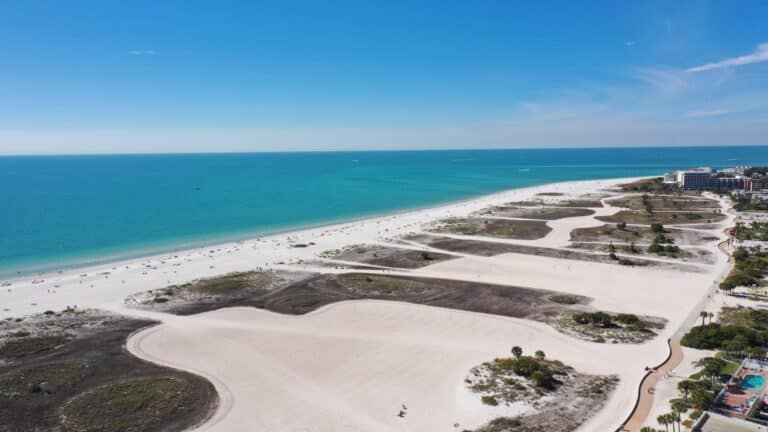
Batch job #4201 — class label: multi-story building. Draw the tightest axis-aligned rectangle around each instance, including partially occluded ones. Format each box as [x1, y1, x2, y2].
[676, 168, 714, 190]
[711, 176, 748, 190]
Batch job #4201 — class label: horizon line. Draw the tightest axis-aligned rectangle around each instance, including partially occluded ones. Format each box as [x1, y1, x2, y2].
[2, 143, 768, 157]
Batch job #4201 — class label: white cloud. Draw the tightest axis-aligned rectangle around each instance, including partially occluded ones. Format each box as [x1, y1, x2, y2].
[687, 42, 768, 73]
[128, 49, 156, 56]
[683, 108, 734, 118]
[633, 67, 687, 93]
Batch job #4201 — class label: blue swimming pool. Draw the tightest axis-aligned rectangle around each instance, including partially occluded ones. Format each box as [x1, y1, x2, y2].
[741, 374, 766, 391]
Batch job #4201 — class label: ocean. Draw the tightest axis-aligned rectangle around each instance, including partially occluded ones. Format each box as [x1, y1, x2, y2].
[2, 146, 767, 278]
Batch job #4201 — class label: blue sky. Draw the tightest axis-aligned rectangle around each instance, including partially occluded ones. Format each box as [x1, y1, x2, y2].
[1, 0, 767, 154]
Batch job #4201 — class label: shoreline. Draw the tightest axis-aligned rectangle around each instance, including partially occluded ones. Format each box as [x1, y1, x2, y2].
[0, 177, 626, 281]
[0, 175, 641, 287]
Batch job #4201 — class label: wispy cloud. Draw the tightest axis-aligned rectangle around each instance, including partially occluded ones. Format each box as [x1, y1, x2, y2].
[633, 67, 687, 94]
[684, 108, 734, 118]
[625, 41, 636, 47]
[687, 42, 768, 73]
[128, 49, 156, 56]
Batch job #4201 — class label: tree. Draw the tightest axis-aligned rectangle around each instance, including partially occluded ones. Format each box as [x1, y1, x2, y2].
[670, 400, 686, 431]
[707, 312, 714, 324]
[700, 311, 708, 326]
[677, 380, 695, 402]
[534, 350, 545, 360]
[695, 357, 726, 386]
[617, 221, 627, 230]
[656, 413, 670, 432]
[651, 222, 664, 233]
[691, 388, 714, 410]
[532, 368, 554, 389]
[511, 346, 523, 358]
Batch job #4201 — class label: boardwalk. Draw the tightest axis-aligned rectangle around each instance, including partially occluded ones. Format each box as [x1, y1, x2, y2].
[619, 339, 684, 431]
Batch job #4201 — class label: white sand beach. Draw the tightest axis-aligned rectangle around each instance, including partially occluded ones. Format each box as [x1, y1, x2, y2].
[0, 177, 736, 431]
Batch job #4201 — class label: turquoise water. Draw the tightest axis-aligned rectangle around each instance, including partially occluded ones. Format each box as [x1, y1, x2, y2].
[2, 146, 768, 278]
[742, 374, 766, 391]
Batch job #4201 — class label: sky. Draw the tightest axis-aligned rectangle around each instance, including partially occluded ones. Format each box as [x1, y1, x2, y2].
[0, 0, 767, 154]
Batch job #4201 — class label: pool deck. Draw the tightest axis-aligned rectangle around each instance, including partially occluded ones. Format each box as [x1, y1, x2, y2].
[716, 361, 768, 420]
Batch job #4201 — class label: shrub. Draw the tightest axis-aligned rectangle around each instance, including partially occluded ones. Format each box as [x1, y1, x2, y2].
[681, 323, 763, 350]
[481, 395, 498, 406]
[650, 223, 664, 233]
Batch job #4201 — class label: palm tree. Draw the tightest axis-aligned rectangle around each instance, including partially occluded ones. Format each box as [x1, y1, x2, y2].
[511, 346, 523, 358]
[670, 400, 686, 431]
[707, 312, 714, 324]
[700, 311, 708, 326]
[657, 414, 669, 432]
[666, 413, 678, 432]
[534, 350, 545, 360]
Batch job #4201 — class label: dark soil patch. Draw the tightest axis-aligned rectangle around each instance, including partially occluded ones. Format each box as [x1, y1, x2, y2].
[320, 244, 456, 269]
[431, 218, 551, 240]
[127, 270, 306, 314]
[405, 234, 646, 265]
[596, 210, 726, 225]
[570, 224, 718, 246]
[570, 242, 714, 264]
[504, 199, 603, 208]
[139, 271, 593, 320]
[477, 206, 594, 220]
[0, 315, 216, 432]
[607, 195, 720, 210]
[60, 376, 202, 432]
[0, 334, 68, 362]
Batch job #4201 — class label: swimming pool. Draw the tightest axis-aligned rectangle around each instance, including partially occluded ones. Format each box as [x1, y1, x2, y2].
[741, 374, 766, 391]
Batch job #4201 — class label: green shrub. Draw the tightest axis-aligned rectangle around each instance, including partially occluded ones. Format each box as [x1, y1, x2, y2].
[481, 395, 498, 406]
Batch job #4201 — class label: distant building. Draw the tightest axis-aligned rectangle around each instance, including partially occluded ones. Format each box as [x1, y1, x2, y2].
[677, 167, 714, 190]
[751, 177, 767, 191]
[711, 176, 748, 190]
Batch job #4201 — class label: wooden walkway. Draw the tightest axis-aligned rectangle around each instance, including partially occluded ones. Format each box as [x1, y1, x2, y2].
[618, 338, 684, 431]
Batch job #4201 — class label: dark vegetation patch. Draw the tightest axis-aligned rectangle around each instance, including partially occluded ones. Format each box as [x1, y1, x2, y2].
[540, 311, 665, 344]
[252, 273, 592, 318]
[130, 270, 601, 323]
[430, 217, 552, 240]
[734, 221, 768, 241]
[468, 349, 618, 432]
[535, 192, 564, 196]
[476, 206, 595, 220]
[719, 247, 768, 293]
[569, 224, 717, 246]
[0, 361, 89, 398]
[503, 199, 603, 208]
[681, 307, 768, 355]
[617, 177, 666, 193]
[319, 244, 455, 268]
[405, 234, 703, 271]
[596, 210, 725, 225]
[0, 311, 216, 432]
[606, 195, 719, 211]
[60, 376, 201, 432]
[0, 334, 68, 362]
[570, 241, 701, 262]
[732, 193, 768, 212]
[126, 270, 308, 314]
[405, 234, 620, 263]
